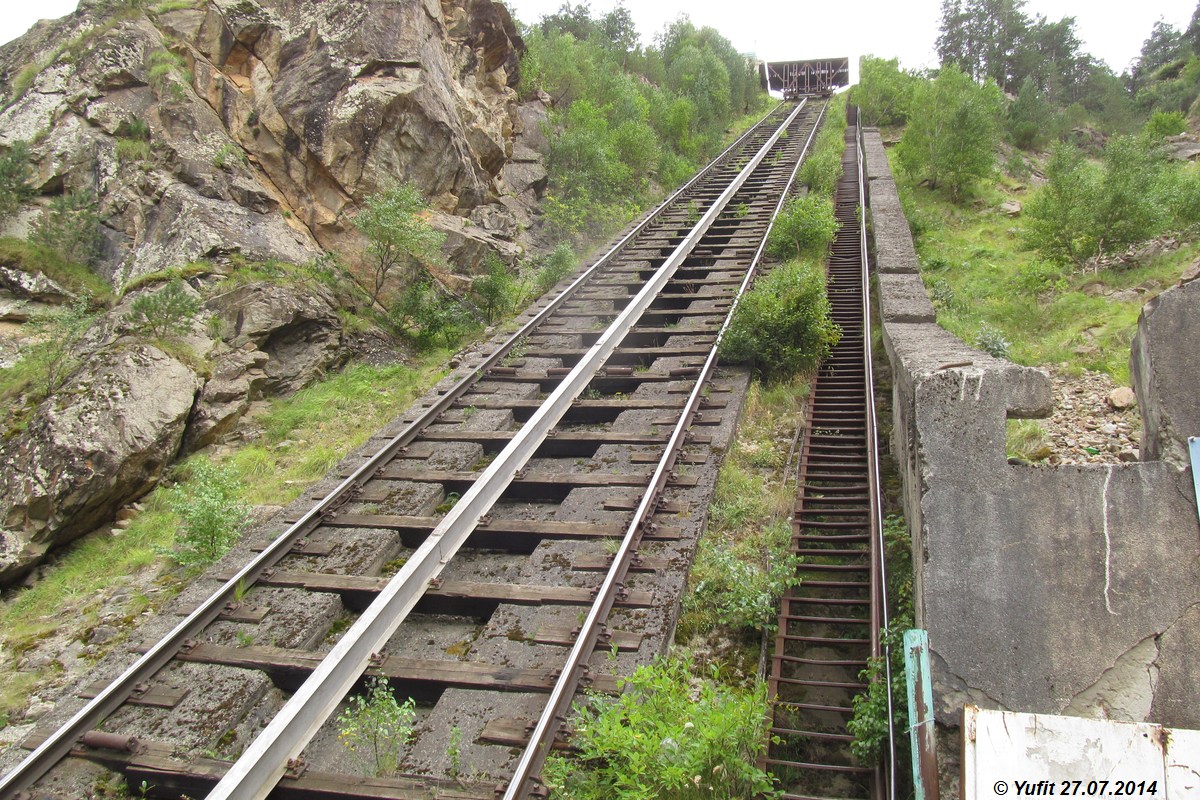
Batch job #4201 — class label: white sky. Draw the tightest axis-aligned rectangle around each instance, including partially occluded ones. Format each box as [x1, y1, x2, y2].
[0, 1, 1196, 78]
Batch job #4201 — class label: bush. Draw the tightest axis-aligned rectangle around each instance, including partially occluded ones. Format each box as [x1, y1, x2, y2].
[354, 183, 445, 306]
[390, 279, 474, 349]
[719, 259, 840, 381]
[124, 279, 200, 338]
[12, 297, 95, 402]
[1143, 109, 1187, 139]
[974, 324, 1011, 358]
[116, 138, 152, 163]
[851, 56, 918, 126]
[0, 141, 34, 216]
[766, 195, 839, 260]
[30, 191, 104, 266]
[848, 618, 910, 765]
[471, 255, 519, 323]
[533, 243, 576, 294]
[685, 521, 798, 633]
[542, 656, 778, 799]
[337, 676, 416, 777]
[897, 64, 1003, 200]
[167, 460, 249, 566]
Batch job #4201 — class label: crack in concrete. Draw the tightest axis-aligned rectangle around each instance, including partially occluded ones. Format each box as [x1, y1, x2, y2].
[1103, 465, 1117, 615]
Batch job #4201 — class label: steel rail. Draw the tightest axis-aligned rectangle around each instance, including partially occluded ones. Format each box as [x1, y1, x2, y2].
[856, 113, 896, 800]
[502, 97, 822, 799]
[203, 101, 808, 800]
[0, 103, 790, 800]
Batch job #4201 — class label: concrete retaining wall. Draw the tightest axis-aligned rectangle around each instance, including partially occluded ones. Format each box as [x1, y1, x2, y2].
[863, 128, 1200, 785]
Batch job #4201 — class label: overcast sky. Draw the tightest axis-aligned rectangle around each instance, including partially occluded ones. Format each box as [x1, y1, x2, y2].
[1, 1, 1197, 78]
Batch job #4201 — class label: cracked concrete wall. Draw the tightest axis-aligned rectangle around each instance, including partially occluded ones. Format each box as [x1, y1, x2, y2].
[863, 129, 1200, 747]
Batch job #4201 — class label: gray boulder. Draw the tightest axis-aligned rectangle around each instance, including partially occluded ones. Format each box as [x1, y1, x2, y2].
[0, 342, 202, 583]
[205, 280, 345, 395]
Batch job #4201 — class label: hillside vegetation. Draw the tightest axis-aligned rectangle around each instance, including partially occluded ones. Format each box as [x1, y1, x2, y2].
[519, 4, 769, 243]
[854, 0, 1200, 385]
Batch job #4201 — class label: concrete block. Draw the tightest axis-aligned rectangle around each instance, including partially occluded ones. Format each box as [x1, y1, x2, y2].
[878, 272, 936, 323]
[1131, 280, 1200, 466]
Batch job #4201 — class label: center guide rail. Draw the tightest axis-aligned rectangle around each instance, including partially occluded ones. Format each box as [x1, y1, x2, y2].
[0, 101, 806, 800]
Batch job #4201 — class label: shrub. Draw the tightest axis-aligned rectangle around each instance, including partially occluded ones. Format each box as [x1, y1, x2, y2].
[685, 521, 799, 633]
[167, 460, 249, 566]
[124, 279, 200, 338]
[542, 656, 778, 799]
[14, 297, 95, 401]
[0, 141, 34, 216]
[766, 194, 839, 260]
[390, 279, 474, 349]
[30, 190, 104, 266]
[116, 138, 152, 163]
[471, 255, 519, 323]
[534, 243, 576, 294]
[848, 617, 910, 765]
[974, 324, 1011, 359]
[897, 64, 1003, 200]
[354, 183, 445, 306]
[211, 142, 246, 169]
[1143, 109, 1187, 139]
[337, 676, 416, 777]
[720, 260, 840, 381]
[851, 56, 918, 127]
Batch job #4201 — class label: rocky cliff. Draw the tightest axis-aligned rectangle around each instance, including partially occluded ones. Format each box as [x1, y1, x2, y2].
[0, 0, 549, 584]
[0, 0, 545, 284]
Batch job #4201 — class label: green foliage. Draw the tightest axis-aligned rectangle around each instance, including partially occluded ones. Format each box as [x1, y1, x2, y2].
[0, 238, 113, 300]
[354, 183, 445, 305]
[211, 142, 246, 169]
[1021, 143, 1097, 264]
[532, 243, 576, 295]
[974, 323, 1011, 358]
[390, 279, 475, 349]
[1007, 78, 1056, 150]
[1143, 109, 1187, 138]
[31, 191, 104, 267]
[124, 279, 200, 338]
[471, 256, 519, 323]
[542, 656, 779, 800]
[337, 677, 416, 777]
[1006, 419, 1052, 462]
[848, 514, 912, 766]
[1024, 136, 1177, 265]
[851, 56, 918, 126]
[687, 521, 798, 632]
[898, 65, 1003, 200]
[146, 49, 190, 100]
[521, 9, 766, 244]
[116, 138, 152, 163]
[3, 298, 96, 415]
[0, 141, 34, 216]
[848, 617, 910, 765]
[9, 63, 41, 104]
[720, 259, 840, 381]
[766, 195, 839, 260]
[798, 100, 848, 198]
[166, 460, 249, 567]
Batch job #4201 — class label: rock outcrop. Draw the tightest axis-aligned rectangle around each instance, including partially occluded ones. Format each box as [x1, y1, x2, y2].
[0, 0, 541, 285]
[0, 342, 202, 583]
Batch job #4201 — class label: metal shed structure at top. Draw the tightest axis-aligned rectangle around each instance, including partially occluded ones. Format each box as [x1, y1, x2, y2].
[765, 57, 850, 97]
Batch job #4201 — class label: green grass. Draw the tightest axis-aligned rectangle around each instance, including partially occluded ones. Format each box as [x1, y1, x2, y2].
[227, 359, 449, 505]
[893, 149, 1196, 384]
[0, 237, 114, 303]
[677, 376, 809, 675]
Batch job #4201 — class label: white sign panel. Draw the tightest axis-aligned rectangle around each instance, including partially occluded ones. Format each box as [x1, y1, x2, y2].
[962, 706, 1199, 800]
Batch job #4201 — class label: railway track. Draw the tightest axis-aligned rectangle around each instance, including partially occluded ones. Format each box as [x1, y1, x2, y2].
[2, 99, 826, 800]
[762, 117, 892, 799]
